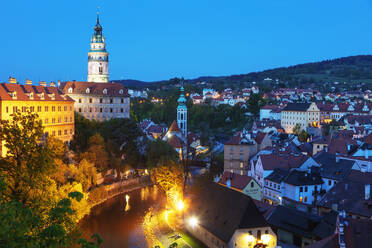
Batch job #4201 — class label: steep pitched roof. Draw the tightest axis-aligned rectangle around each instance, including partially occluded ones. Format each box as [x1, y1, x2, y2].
[188, 183, 269, 243]
[265, 168, 290, 184]
[168, 120, 181, 133]
[284, 170, 324, 186]
[258, 154, 309, 170]
[59, 81, 130, 97]
[282, 103, 311, 111]
[219, 171, 256, 190]
[268, 205, 336, 239]
[0, 83, 74, 102]
[313, 152, 354, 180]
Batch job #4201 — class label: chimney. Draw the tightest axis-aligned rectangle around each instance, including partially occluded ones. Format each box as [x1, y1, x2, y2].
[365, 184, 370, 200]
[8, 76, 17, 84]
[336, 152, 340, 163]
[25, 79, 32, 85]
[39, 81, 47, 87]
[50, 81, 56, 87]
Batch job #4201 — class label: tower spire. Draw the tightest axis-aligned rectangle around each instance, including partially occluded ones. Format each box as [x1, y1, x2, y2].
[97, 7, 100, 24]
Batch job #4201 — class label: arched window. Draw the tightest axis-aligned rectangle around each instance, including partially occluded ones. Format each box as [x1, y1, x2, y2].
[86, 88, 90, 94]
[119, 89, 123, 94]
[68, 87, 73, 93]
[103, 89, 107, 95]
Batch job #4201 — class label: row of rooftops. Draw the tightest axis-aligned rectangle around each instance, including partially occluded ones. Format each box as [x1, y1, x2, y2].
[0, 77, 130, 100]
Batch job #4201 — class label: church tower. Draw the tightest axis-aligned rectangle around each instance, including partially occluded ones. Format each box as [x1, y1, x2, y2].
[87, 13, 109, 83]
[177, 86, 187, 137]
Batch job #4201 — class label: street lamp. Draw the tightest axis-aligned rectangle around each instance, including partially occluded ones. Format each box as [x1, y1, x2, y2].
[188, 216, 198, 228]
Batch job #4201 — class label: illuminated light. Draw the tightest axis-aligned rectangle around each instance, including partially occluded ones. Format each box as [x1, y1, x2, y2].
[245, 234, 255, 243]
[261, 234, 271, 245]
[164, 210, 168, 222]
[176, 200, 184, 211]
[188, 216, 198, 228]
[145, 169, 148, 175]
[125, 194, 130, 211]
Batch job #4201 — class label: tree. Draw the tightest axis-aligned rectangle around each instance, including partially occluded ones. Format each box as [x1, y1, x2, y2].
[146, 139, 178, 168]
[80, 133, 109, 172]
[298, 130, 310, 142]
[293, 124, 302, 135]
[0, 111, 55, 208]
[151, 161, 184, 207]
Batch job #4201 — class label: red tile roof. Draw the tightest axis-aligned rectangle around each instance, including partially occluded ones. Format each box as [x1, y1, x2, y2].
[168, 120, 181, 133]
[258, 154, 309, 170]
[218, 171, 256, 190]
[167, 135, 183, 148]
[0, 83, 73, 102]
[59, 81, 130, 97]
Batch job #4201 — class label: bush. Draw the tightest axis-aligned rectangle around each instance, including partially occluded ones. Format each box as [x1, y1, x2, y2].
[88, 187, 108, 205]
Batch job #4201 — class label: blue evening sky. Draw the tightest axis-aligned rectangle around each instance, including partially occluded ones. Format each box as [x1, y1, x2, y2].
[2, 0, 372, 82]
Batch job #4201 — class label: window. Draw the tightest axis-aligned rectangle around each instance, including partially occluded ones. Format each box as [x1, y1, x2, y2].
[251, 182, 254, 188]
[100, 108, 103, 113]
[79, 99, 82, 103]
[37, 106, 42, 112]
[110, 108, 113, 113]
[70, 117, 72, 122]
[100, 98, 103, 103]
[121, 98, 124, 103]
[68, 87, 73, 93]
[52, 106, 55, 112]
[89, 108, 92, 113]
[45, 118, 49, 124]
[78, 108, 82, 113]
[89, 98, 93, 103]
[240, 162, 243, 168]
[86, 88, 90, 94]
[70, 129, 73, 134]
[257, 230, 261, 240]
[300, 187, 303, 192]
[52, 131, 55, 136]
[64, 117, 68, 122]
[52, 118, 55, 124]
[58, 117, 61, 123]
[304, 196, 308, 202]
[328, 180, 332, 186]
[119, 89, 123, 95]
[299, 196, 303, 202]
[120, 108, 124, 113]
[58, 130, 62, 136]
[64, 106, 67, 111]
[305, 186, 308, 192]
[6, 107, 8, 113]
[64, 130, 67, 135]
[110, 98, 113, 104]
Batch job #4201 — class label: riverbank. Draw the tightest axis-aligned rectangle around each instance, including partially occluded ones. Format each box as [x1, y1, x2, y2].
[88, 176, 154, 208]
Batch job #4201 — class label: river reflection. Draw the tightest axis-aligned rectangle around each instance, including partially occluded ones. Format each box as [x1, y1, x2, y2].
[80, 186, 164, 248]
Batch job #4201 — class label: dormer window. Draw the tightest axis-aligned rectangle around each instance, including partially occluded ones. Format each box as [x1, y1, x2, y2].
[38, 93, 45, 100]
[10, 91, 17, 100]
[103, 88, 107, 95]
[68, 87, 73, 93]
[86, 88, 90, 94]
[27, 92, 34, 100]
[48, 93, 55, 100]
[119, 89, 123, 95]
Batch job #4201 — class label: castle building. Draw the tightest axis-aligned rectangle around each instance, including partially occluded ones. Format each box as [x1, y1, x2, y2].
[87, 13, 109, 83]
[281, 102, 320, 134]
[60, 13, 130, 121]
[59, 81, 130, 121]
[0, 78, 75, 156]
[177, 86, 187, 137]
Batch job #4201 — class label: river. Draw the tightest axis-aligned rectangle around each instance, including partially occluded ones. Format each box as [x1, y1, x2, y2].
[80, 186, 165, 248]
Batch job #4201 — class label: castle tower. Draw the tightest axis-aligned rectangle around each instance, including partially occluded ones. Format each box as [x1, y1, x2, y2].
[87, 13, 109, 83]
[177, 86, 187, 137]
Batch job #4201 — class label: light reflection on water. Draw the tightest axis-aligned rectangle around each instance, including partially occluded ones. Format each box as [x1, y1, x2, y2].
[80, 186, 164, 248]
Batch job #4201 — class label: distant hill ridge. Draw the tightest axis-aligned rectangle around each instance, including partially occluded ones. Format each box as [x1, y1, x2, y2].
[113, 55, 372, 87]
